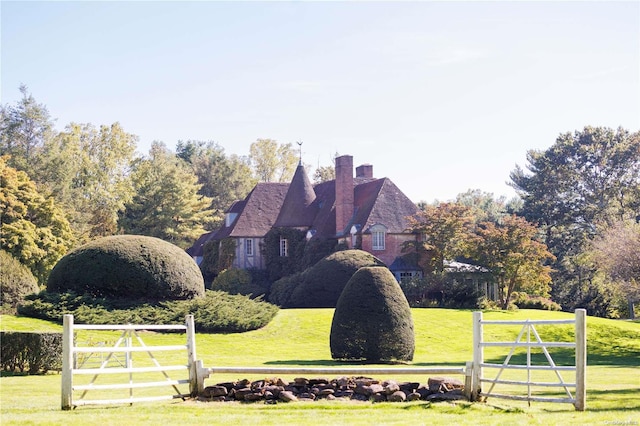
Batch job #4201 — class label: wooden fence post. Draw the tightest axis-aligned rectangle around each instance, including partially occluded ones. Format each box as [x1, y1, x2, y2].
[61, 314, 74, 410]
[186, 315, 198, 396]
[574, 309, 587, 411]
[472, 311, 483, 401]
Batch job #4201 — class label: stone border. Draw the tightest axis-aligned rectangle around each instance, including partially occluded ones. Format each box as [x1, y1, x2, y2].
[197, 376, 467, 404]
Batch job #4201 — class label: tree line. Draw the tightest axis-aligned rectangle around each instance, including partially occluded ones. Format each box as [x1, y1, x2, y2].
[1, 86, 299, 282]
[1, 86, 639, 318]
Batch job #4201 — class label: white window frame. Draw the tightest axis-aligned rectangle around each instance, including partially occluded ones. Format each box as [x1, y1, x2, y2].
[370, 224, 387, 251]
[246, 238, 253, 257]
[279, 237, 288, 257]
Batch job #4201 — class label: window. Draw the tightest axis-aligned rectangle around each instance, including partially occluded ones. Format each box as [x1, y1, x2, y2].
[246, 239, 253, 257]
[279, 237, 288, 257]
[370, 224, 387, 251]
[372, 231, 385, 250]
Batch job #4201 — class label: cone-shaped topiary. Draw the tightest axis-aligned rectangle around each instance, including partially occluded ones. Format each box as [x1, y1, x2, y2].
[330, 266, 414, 362]
[47, 235, 204, 302]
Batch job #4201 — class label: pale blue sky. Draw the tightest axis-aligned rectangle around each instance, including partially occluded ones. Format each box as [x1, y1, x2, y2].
[2, 1, 639, 203]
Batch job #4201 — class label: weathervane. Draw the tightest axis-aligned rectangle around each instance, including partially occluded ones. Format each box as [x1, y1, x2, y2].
[296, 141, 303, 165]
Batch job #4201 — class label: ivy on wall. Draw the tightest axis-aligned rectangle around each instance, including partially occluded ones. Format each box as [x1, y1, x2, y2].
[263, 228, 307, 282]
[200, 238, 236, 284]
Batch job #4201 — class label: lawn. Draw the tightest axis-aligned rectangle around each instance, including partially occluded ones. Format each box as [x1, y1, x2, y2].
[1, 309, 639, 425]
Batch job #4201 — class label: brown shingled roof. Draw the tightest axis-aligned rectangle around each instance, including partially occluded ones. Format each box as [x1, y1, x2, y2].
[354, 178, 418, 234]
[187, 159, 419, 255]
[274, 164, 318, 227]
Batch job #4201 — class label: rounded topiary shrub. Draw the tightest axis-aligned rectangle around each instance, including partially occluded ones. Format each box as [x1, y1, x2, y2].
[47, 235, 204, 301]
[269, 249, 385, 308]
[0, 251, 40, 314]
[330, 266, 415, 363]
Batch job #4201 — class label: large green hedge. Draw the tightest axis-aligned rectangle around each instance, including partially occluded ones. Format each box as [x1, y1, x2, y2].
[269, 250, 385, 308]
[0, 251, 40, 314]
[47, 235, 205, 302]
[19, 290, 278, 333]
[0, 332, 62, 374]
[330, 266, 415, 363]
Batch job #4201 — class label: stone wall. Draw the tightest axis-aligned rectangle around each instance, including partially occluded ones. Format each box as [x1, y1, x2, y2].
[198, 376, 466, 404]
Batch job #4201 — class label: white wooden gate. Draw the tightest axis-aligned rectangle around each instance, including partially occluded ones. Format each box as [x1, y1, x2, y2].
[472, 309, 586, 411]
[61, 314, 197, 410]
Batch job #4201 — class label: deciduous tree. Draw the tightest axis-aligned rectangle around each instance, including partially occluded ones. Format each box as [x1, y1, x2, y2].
[470, 215, 555, 309]
[38, 122, 137, 241]
[249, 138, 298, 182]
[0, 156, 75, 283]
[590, 220, 640, 318]
[403, 202, 475, 274]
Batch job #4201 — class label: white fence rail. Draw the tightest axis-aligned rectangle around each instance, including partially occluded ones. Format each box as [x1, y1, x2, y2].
[61, 314, 197, 410]
[472, 309, 586, 411]
[61, 310, 586, 411]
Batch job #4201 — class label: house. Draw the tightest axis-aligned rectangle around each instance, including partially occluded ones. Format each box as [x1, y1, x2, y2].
[187, 155, 421, 276]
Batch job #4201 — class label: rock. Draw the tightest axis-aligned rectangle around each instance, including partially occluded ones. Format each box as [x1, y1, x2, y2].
[426, 391, 467, 402]
[416, 385, 433, 399]
[407, 392, 422, 401]
[201, 385, 228, 398]
[318, 388, 335, 397]
[335, 389, 354, 398]
[309, 378, 329, 386]
[355, 383, 384, 396]
[234, 387, 253, 400]
[399, 382, 420, 394]
[244, 393, 264, 402]
[294, 377, 309, 385]
[383, 380, 400, 395]
[264, 385, 284, 397]
[388, 391, 407, 402]
[279, 390, 298, 402]
[299, 392, 316, 400]
[234, 379, 251, 389]
[428, 377, 464, 393]
[371, 393, 387, 403]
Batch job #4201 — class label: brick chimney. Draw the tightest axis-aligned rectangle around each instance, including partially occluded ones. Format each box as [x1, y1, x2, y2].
[335, 155, 354, 236]
[356, 164, 373, 178]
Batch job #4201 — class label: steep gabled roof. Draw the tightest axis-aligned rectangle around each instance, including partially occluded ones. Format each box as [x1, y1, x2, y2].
[185, 230, 217, 257]
[354, 178, 419, 233]
[309, 180, 337, 238]
[274, 164, 317, 227]
[217, 182, 289, 238]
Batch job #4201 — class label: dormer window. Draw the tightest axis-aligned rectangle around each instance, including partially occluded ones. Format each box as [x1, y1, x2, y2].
[225, 212, 238, 227]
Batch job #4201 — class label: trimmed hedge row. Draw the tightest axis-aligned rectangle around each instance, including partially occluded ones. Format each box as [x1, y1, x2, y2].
[0, 332, 62, 374]
[19, 290, 279, 333]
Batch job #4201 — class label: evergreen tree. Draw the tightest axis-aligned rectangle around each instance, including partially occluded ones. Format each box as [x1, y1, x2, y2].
[120, 142, 213, 247]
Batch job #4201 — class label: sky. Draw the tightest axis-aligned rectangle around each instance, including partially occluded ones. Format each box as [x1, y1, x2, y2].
[1, 1, 639, 203]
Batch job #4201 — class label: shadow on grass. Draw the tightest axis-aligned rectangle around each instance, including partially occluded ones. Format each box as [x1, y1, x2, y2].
[484, 348, 640, 367]
[265, 359, 477, 367]
[584, 388, 640, 412]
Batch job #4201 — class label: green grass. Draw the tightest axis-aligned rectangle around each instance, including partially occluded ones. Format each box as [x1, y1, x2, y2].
[1, 309, 639, 425]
